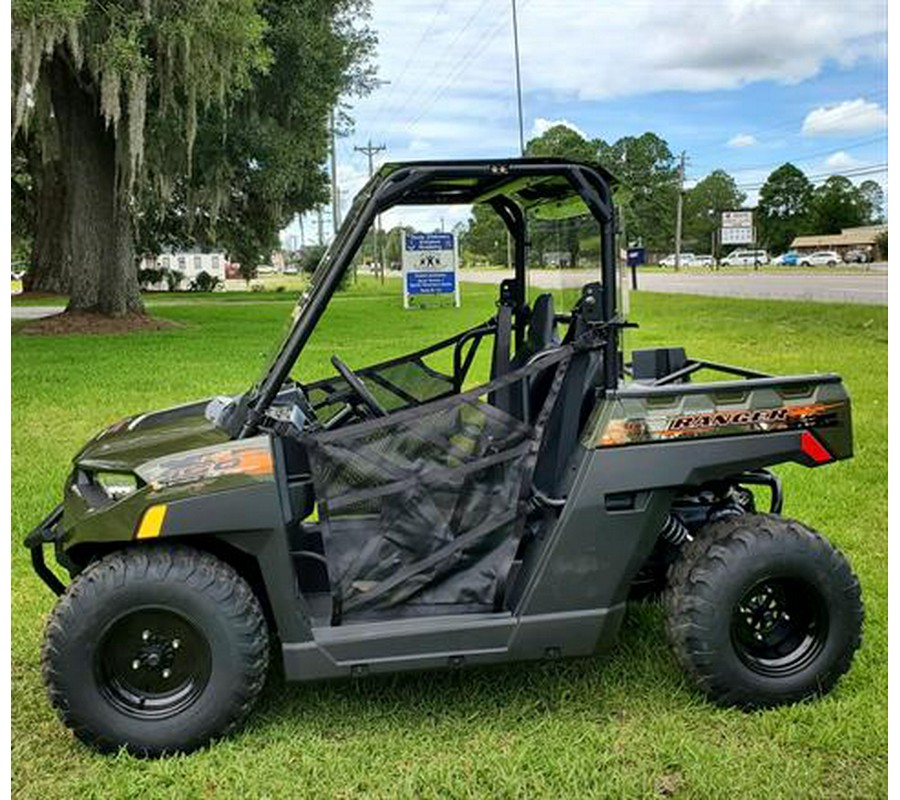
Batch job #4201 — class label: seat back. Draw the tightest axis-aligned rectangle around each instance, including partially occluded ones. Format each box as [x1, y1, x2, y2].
[500, 293, 560, 422]
[524, 293, 560, 357]
[532, 349, 603, 495]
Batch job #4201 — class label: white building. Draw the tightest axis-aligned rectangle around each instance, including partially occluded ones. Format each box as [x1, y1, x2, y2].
[140, 252, 227, 289]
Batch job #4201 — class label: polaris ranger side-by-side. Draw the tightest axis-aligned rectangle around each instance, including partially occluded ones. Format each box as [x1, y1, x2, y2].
[26, 159, 862, 756]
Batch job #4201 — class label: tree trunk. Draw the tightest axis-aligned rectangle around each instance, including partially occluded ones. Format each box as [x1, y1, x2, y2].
[50, 53, 144, 316]
[23, 153, 71, 294]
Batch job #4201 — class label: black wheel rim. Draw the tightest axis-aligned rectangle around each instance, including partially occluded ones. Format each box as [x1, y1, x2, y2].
[730, 577, 828, 678]
[95, 607, 212, 720]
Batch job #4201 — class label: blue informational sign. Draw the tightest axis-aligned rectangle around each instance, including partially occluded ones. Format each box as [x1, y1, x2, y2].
[406, 272, 456, 294]
[627, 247, 646, 267]
[405, 232, 454, 252]
[402, 231, 459, 307]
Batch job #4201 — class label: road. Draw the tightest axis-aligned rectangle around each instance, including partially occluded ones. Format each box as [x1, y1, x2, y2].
[10, 266, 887, 321]
[458, 267, 888, 306]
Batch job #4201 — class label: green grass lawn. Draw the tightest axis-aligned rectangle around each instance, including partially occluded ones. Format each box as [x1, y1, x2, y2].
[11, 284, 886, 798]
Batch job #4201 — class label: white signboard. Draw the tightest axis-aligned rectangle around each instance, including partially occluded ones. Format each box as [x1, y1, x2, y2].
[722, 210, 753, 229]
[721, 226, 755, 245]
[402, 232, 460, 308]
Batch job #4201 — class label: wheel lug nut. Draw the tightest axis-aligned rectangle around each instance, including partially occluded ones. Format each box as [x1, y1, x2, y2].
[162, 668, 171, 679]
[132, 659, 141, 670]
[142, 630, 150, 641]
[172, 639, 180, 650]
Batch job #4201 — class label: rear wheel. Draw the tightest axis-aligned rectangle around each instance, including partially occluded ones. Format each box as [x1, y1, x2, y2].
[664, 514, 862, 708]
[42, 545, 269, 756]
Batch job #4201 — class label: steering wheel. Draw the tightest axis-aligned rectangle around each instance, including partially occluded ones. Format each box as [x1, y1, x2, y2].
[330, 355, 388, 418]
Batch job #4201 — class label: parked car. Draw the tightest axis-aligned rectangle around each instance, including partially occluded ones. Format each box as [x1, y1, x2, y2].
[693, 255, 715, 267]
[659, 252, 696, 267]
[799, 251, 840, 267]
[720, 249, 769, 267]
[843, 248, 870, 264]
[772, 251, 799, 266]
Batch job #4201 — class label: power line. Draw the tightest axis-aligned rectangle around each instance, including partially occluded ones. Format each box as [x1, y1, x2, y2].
[721, 88, 888, 142]
[386, 0, 494, 127]
[733, 162, 887, 191]
[364, 0, 450, 136]
[403, 12, 512, 129]
[687, 133, 887, 181]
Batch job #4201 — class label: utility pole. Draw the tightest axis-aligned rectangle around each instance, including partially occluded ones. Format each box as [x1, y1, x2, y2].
[355, 139, 387, 283]
[329, 109, 341, 235]
[317, 207, 324, 247]
[674, 150, 686, 271]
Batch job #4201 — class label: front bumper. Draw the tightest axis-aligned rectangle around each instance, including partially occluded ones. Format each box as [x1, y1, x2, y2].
[24, 504, 67, 595]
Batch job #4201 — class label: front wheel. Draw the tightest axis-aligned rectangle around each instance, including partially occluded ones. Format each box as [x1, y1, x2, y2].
[41, 545, 269, 756]
[664, 514, 862, 709]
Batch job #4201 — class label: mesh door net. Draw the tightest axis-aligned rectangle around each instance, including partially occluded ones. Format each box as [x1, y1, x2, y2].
[302, 324, 493, 426]
[303, 346, 572, 620]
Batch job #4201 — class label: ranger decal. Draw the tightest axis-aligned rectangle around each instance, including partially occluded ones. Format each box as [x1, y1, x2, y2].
[599, 401, 843, 447]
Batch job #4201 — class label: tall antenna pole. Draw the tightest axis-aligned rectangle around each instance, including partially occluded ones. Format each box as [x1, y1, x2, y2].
[674, 150, 686, 271]
[355, 139, 388, 283]
[511, 0, 525, 156]
[330, 109, 341, 235]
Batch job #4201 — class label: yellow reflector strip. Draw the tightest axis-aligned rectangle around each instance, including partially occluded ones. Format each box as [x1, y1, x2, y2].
[136, 504, 167, 539]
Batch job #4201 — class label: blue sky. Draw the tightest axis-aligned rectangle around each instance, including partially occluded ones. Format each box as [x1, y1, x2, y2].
[283, 0, 887, 245]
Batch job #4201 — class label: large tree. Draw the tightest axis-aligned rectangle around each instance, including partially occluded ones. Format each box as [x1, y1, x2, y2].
[460, 204, 508, 266]
[13, 1, 270, 314]
[12, 0, 374, 315]
[140, 2, 376, 271]
[461, 126, 681, 263]
[596, 133, 680, 252]
[809, 176, 869, 235]
[756, 163, 814, 254]
[858, 179, 885, 224]
[683, 169, 745, 257]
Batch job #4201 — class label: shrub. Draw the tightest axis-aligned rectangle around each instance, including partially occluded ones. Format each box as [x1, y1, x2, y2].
[165, 269, 185, 291]
[299, 245, 328, 275]
[138, 268, 164, 289]
[189, 271, 222, 292]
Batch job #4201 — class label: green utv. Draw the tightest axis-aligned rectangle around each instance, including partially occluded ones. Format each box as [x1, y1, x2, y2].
[27, 159, 863, 756]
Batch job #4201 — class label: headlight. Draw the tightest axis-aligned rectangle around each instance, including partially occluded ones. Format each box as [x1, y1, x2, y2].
[94, 472, 138, 500]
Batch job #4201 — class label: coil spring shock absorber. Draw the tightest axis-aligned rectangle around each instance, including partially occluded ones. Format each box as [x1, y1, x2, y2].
[659, 514, 692, 546]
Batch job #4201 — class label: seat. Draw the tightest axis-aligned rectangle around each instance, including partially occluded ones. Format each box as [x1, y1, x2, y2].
[504, 294, 561, 423]
[514, 293, 560, 366]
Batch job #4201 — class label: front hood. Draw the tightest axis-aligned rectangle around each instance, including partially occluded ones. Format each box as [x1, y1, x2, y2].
[75, 399, 230, 472]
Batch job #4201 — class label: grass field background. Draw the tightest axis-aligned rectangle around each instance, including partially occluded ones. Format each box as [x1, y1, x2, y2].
[11, 282, 886, 798]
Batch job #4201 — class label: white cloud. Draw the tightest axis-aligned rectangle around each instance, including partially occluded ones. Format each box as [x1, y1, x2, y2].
[802, 99, 888, 136]
[727, 133, 757, 147]
[353, 0, 886, 155]
[532, 117, 588, 139]
[824, 151, 860, 170]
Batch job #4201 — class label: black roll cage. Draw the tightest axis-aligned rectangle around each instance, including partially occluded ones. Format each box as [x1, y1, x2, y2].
[240, 158, 620, 438]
